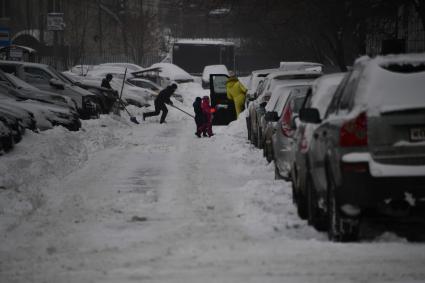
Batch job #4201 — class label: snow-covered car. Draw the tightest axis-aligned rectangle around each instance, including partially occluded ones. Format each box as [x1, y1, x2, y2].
[150, 63, 194, 87]
[279, 62, 324, 72]
[126, 78, 184, 102]
[299, 53, 425, 242]
[290, 73, 345, 230]
[0, 119, 13, 153]
[0, 106, 25, 145]
[0, 98, 36, 131]
[68, 65, 95, 76]
[201, 64, 229, 89]
[1, 71, 76, 110]
[271, 85, 311, 180]
[261, 85, 305, 163]
[245, 68, 279, 141]
[85, 66, 129, 80]
[0, 61, 100, 119]
[0, 89, 81, 132]
[248, 70, 322, 149]
[97, 63, 144, 73]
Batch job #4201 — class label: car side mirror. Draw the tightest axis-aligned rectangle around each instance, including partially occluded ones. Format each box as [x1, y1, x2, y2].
[49, 78, 65, 90]
[265, 111, 279, 122]
[299, 108, 321, 124]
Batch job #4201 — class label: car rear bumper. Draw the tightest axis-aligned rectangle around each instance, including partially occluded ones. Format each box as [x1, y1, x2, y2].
[337, 162, 425, 217]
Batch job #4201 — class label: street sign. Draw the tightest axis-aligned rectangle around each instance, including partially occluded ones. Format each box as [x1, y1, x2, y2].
[0, 28, 11, 47]
[9, 46, 23, 61]
[47, 13, 65, 31]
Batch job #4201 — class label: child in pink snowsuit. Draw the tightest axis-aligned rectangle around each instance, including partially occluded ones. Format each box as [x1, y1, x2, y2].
[201, 96, 214, 137]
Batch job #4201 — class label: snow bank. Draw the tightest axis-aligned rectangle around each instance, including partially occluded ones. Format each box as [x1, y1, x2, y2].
[0, 115, 132, 232]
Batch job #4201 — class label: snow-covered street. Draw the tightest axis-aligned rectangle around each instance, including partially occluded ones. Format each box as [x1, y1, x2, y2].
[1, 83, 425, 283]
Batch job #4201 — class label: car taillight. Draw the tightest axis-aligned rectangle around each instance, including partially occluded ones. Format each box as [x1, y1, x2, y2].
[339, 112, 367, 147]
[280, 103, 293, 137]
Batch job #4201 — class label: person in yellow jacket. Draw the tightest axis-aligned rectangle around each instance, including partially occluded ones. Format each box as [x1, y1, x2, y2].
[226, 71, 247, 118]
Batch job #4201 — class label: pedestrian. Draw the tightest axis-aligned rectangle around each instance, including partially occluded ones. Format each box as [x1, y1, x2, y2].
[226, 71, 247, 118]
[101, 73, 113, 89]
[143, 83, 177, 124]
[193, 97, 205, 138]
[201, 96, 214, 137]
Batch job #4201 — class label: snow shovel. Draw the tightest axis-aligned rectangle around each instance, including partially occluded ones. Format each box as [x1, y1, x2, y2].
[118, 68, 139, 124]
[170, 104, 195, 118]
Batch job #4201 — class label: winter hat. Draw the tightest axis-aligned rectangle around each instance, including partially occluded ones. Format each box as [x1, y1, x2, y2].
[228, 71, 236, 77]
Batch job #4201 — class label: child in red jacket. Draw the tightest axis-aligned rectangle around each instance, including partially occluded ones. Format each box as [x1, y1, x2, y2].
[201, 96, 214, 137]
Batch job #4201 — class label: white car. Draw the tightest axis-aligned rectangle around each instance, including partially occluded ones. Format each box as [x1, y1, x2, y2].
[201, 64, 229, 89]
[150, 63, 194, 87]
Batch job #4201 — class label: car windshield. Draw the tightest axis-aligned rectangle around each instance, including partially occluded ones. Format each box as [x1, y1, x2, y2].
[5, 73, 39, 91]
[48, 66, 74, 84]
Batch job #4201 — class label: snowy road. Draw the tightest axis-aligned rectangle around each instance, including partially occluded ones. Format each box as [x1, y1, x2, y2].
[1, 83, 425, 282]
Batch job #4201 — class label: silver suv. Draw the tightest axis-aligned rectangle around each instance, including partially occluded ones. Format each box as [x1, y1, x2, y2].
[300, 54, 425, 241]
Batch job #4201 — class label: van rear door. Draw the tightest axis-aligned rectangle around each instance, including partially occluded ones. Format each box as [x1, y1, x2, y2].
[209, 74, 236, 125]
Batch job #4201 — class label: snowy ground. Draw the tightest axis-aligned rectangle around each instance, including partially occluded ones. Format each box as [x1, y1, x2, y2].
[1, 82, 425, 283]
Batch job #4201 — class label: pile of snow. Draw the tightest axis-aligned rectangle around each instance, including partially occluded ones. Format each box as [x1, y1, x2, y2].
[0, 115, 133, 232]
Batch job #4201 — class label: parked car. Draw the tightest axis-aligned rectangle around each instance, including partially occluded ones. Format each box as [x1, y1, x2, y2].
[245, 68, 278, 141]
[249, 71, 322, 149]
[299, 54, 425, 242]
[0, 101, 36, 132]
[0, 107, 25, 145]
[0, 119, 14, 153]
[201, 65, 229, 89]
[279, 62, 323, 72]
[271, 86, 311, 181]
[0, 89, 81, 131]
[150, 63, 194, 87]
[126, 77, 184, 102]
[291, 73, 345, 225]
[0, 61, 100, 119]
[261, 85, 303, 163]
[97, 62, 144, 73]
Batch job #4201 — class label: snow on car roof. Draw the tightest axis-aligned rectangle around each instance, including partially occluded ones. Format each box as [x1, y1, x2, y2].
[354, 53, 425, 115]
[150, 63, 193, 80]
[310, 73, 345, 119]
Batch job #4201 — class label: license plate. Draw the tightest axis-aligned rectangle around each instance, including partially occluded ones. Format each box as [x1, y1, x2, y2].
[410, 127, 425, 141]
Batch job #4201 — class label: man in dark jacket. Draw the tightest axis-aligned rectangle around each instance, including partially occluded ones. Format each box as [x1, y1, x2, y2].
[143, 83, 177, 124]
[101, 74, 113, 89]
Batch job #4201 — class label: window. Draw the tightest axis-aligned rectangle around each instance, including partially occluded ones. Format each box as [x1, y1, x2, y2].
[0, 0, 10, 18]
[326, 71, 351, 117]
[339, 67, 363, 111]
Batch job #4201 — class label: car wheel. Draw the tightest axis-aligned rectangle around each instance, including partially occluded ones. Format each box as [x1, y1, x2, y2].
[297, 191, 308, 220]
[251, 124, 257, 146]
[307, 174, 327, 231]
[257, 127, 263, 149]
[327, 167, 360, 242]
[246, 117, 251, 141]
[265, 142, 273, 163]
[274, 163, 283, 180]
